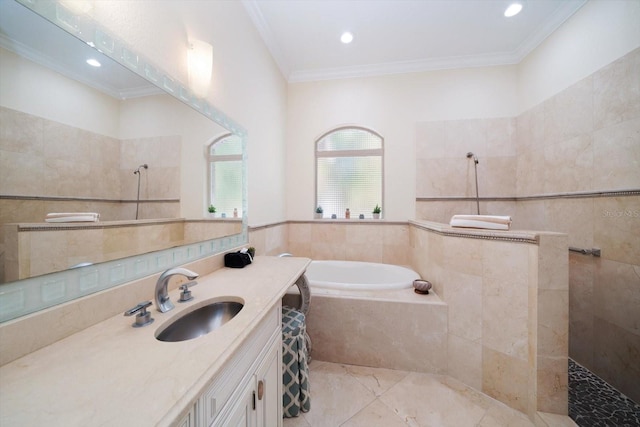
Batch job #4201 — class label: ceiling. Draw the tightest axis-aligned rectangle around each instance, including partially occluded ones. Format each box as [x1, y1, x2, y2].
[0, 0, 159, 99]
[242, 0, 588, 82]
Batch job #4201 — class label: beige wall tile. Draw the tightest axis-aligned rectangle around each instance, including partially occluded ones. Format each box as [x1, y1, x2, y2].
[592, 117, 640, 191]
[516, 147, 545, 196]
[536, 356, 568, 415]
[568, 255, 595, 367]
[442, 270, 483, 341]
[537, 233, 569, 291]
[543, 134, 594, 194]
[544, 198, 594, 251]
[448, 334, 482, 390]
[592, 318, 640, 403]
[593, 196, 640, 265]
[593, 47, 640, 130]
[482, 346, 530, 415]
[442, 236, 484, 276]
[516, 103, 545, 155]
[543, 77, 594, 146]
[307, 294, 448, 374]
[487, 117, 517, 158]
[537, 290, 569, 358]
[593, 258, 640, 335]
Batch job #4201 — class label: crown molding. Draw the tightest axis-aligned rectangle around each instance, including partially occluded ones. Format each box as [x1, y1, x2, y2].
[241, 0, 290, 80]
[511, 0, 588, 63]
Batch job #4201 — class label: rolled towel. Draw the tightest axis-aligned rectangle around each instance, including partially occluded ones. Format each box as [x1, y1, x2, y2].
[449, 214, 512, 230]
[45, 212, 100, 223]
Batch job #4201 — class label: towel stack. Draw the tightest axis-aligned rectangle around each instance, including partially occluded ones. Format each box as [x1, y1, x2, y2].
[45, 212, 100, 223]
[449, 214, 512, 230]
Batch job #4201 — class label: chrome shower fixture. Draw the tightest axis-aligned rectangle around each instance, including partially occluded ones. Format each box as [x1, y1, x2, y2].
[467, 152, 480, 215]
[133, 164, 148, 174]
[134, 164, 148, 220]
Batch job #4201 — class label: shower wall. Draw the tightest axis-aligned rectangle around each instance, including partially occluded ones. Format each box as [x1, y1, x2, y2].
[0, 106, 181, 222]
[415, 47, 640, 403]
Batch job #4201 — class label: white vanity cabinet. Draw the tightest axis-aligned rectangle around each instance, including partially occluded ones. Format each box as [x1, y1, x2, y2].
[191, 302, 283, 427]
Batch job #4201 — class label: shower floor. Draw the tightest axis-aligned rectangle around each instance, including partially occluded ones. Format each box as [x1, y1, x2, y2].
[569, 359, 640, 426]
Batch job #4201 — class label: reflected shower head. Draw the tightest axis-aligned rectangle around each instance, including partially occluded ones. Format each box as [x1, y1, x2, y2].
[466, 152, 479, 164]
[133, 164, 148, 174]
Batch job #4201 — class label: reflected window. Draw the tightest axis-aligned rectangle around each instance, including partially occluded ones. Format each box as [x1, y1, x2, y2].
[315, 127, 383, 219]
[208, 134, 243, 218]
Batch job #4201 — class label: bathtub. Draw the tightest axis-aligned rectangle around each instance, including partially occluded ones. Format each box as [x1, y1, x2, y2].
[304, 260, 420, 291]
[295, 260, 447, 373]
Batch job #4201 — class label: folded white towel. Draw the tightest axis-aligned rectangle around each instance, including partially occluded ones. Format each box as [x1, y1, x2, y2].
[450, 214, 511, 225]
[449, 219, 510, 230]
[45, 213, 100, 223]
[46, 212, 100, 219]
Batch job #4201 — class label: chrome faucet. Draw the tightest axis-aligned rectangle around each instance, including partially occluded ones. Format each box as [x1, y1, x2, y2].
[155, 267, 199, 313]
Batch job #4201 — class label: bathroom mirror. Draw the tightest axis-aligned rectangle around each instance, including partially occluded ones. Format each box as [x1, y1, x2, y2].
[0, 0, 247, 321]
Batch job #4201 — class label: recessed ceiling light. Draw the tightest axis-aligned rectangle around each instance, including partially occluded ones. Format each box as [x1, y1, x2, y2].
[86, 58, 101, 67]
[504, 2, 523, 17]
[340, 32, 353, 44]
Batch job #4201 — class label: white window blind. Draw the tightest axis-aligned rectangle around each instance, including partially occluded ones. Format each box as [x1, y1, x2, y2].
[208, 134, 243, 217]
[316, 127, 383, 219]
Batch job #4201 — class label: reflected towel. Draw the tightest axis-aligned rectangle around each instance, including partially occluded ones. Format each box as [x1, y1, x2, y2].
[45, 212, 100, 223]
[449, 215, 511, 230]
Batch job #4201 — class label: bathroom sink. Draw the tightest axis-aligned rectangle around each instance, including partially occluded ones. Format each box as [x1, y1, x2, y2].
[156, 300, 243, 342]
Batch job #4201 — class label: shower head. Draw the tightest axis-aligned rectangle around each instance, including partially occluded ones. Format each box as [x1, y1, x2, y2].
[133, 164, 148, 174]
[466, 152, 479, 164]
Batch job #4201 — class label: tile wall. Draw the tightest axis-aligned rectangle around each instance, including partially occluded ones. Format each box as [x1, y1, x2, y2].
[249, 221, 569, 418]
[0, 106, 181, 282]
[416, 47, 640, 403]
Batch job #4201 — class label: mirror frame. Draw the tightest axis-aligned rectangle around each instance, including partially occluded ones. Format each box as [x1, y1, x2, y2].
[0, 0, 248, 322]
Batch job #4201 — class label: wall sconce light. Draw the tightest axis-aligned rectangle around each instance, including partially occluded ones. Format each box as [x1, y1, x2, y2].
[188, 39, 213, 98]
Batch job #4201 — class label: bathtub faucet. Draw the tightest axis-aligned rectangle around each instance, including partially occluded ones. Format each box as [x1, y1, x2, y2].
[155, 267, 199, 312]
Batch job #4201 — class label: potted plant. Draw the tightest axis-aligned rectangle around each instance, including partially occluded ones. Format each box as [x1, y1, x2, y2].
[314, 206, 323, 219]
[373, 204, 382, 219]
[207, 205, 216, 218]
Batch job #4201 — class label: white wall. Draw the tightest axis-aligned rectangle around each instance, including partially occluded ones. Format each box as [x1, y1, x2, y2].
[286, 66, 518, 221]
[89, 1, 288, 226]
[517, 0, 640, 113]
[0, 47, 120, 138]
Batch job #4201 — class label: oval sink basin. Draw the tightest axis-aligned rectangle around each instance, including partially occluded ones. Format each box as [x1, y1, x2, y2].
[156, 301, 243, 342]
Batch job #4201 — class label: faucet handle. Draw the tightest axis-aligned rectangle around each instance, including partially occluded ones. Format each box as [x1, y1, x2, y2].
[124, 301, 154, 328]
[178, 280, 197, 302]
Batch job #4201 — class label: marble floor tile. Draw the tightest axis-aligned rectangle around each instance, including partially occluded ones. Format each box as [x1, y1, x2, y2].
[284, 360, 552, 427]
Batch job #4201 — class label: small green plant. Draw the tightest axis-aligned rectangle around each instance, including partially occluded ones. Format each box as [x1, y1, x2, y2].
[316, 206, 323, 213]
[208, 205, 216, 213]
[373, 204, 382, 214]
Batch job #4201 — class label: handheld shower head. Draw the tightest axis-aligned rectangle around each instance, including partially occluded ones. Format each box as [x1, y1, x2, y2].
[466, 152, 479, 164]
[133, 164, 148, 174]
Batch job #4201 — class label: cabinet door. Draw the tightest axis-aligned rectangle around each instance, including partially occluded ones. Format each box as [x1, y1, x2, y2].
[223, 378, 256, 427]
[255, 336, 282, 427]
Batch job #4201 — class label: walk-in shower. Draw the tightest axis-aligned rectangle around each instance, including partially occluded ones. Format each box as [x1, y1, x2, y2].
[466, 152, 480, 215]
[133, 164, 148, 220]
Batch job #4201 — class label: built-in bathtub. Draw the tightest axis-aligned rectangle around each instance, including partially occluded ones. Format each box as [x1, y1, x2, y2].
[285, 259, 448, 373]
[305, 260, 420, 291]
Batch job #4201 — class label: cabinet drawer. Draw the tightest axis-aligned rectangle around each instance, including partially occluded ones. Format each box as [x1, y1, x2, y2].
[202, 304, 280, 426]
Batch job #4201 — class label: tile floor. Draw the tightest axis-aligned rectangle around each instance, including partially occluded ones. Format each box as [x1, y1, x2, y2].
[283, 360, 540, 427]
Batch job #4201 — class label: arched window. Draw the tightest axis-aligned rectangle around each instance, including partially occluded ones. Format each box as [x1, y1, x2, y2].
[315, 126, 383, 219]
[207, 133, 243, 218]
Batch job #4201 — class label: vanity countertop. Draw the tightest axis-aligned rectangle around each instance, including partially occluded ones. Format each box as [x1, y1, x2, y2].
[0, 256, 310, 426]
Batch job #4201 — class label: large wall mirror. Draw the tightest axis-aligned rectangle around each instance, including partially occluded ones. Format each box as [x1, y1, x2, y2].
[0, 0, 248, 322]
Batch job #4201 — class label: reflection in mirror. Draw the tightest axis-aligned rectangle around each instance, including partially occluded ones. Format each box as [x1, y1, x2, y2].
[208, 134, 244, 219]
[0, 0, 247, 321]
